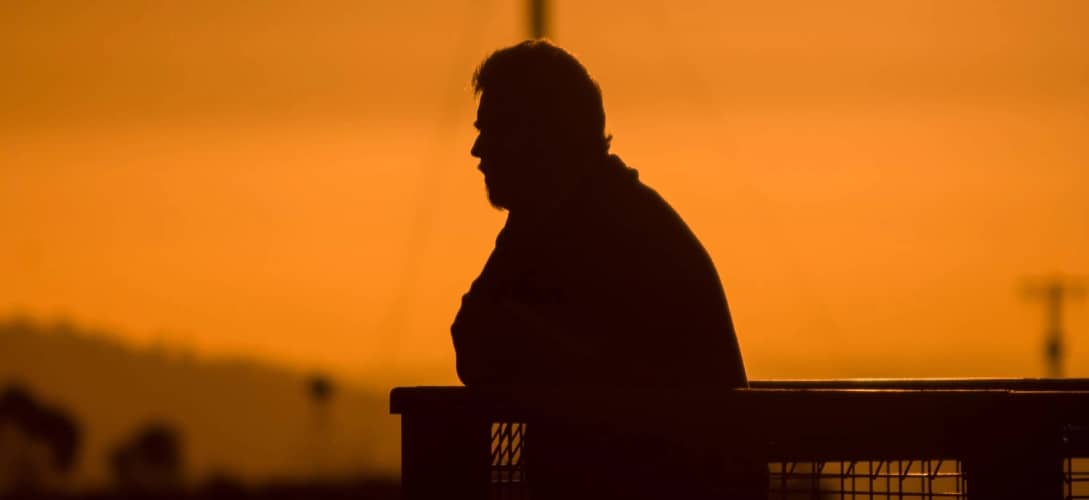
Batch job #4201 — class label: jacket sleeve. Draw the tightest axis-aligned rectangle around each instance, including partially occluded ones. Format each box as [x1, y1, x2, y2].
[450, 220, 603, 386]
[450, 225, 524, 385]
[451, 291, 519, 385]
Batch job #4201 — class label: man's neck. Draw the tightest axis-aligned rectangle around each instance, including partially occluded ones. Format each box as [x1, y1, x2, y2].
[509, 154, 606, 221]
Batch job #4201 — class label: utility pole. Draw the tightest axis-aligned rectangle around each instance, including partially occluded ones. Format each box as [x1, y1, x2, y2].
[1023, 275, 1086, 378]
[306, 374, 335, 477]
[529, 0, 549, 38]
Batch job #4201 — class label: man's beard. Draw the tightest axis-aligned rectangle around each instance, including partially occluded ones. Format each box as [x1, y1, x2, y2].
[484, 174, 513, 211]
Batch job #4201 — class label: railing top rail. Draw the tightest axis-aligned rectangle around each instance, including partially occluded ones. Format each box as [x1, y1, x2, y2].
[750, 377, 1089, 391]
[390, 384, 1089, 461]
[389, 384, 1089, 424]
[389, 379, 1089, 413]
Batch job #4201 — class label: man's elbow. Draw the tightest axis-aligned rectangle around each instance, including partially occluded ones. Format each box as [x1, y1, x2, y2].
[455, 349, 521, 386]
[455, 355, 491, 386]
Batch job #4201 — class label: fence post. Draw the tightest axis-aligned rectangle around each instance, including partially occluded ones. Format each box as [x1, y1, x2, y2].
[401, 411, 491, 500]
[962, 417, 1065, 500]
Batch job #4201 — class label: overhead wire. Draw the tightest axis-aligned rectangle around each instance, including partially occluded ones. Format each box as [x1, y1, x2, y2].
[374, 0, 495, 375]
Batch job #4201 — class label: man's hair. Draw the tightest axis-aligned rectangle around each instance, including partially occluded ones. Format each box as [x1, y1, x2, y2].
[472, 40, 611, 156]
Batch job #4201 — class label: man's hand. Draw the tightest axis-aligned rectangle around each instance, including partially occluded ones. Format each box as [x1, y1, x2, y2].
[451, 291, 582, 385]
[454, 291, 551, 344]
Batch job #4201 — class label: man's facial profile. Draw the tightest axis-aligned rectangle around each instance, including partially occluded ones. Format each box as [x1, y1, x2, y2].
[471, 91, 536, 211]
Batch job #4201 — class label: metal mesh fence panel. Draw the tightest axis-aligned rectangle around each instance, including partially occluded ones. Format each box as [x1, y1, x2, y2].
[491, 422, 527, 500]
[768, 460, 965, 499]
[485, 422, 1089, 500]
[1069, 458, 1089, 500]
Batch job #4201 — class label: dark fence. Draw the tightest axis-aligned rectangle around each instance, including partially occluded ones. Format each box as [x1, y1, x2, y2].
[390, 379, 1089, 500]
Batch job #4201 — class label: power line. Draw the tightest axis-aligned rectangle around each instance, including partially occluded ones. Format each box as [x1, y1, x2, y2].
[376, 0, 494, 370]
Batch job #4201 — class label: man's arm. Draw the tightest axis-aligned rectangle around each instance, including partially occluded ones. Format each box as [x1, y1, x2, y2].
[451, 291, 516, 385]
[452, 289, 588, 386]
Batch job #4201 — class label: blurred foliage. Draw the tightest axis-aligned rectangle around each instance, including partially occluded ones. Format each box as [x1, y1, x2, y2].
[0, 384, 81, 496]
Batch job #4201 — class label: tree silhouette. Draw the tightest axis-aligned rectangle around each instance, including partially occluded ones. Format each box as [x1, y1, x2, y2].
[0, 383, 82, 495]
[110, 421, 184, 494]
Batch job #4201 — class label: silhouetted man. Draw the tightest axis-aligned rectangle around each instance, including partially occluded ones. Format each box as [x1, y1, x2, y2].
[452, 40, 763, 499]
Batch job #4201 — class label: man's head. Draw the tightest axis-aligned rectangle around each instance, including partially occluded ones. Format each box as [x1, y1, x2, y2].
[470, 40, 610, 210]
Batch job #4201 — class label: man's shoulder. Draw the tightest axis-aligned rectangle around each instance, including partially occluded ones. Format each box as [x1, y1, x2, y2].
[586, 160, 697, 242]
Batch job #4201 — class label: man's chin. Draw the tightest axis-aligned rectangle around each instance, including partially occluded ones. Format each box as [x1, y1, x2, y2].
[486, 188, 511, 211]
[488, 195, 509, 211]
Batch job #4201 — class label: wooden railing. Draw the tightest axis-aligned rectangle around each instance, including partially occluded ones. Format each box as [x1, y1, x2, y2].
[390, 379, 1089, 500]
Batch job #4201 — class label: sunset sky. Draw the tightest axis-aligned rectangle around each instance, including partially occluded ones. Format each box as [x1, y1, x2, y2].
[2, 0, 1088, 389]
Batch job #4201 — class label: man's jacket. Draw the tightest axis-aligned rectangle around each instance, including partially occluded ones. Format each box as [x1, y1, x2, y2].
[452, 154, 747, 390]
[451, 154, 764, 499]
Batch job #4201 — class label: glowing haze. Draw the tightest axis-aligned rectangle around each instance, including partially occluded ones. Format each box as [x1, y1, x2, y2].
[2, 1, 1087, 388]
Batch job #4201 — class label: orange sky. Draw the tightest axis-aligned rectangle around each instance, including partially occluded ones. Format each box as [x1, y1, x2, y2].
[2, 1, 1088, 388]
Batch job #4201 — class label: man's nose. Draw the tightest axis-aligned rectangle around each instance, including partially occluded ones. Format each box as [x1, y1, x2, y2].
[470, 134, 483, 158]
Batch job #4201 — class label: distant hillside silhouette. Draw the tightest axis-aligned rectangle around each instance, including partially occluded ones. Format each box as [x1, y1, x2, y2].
[0, 317, 398, 490]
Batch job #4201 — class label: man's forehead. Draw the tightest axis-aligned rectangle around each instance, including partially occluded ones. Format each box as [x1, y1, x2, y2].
[476, 91, 523, 127]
